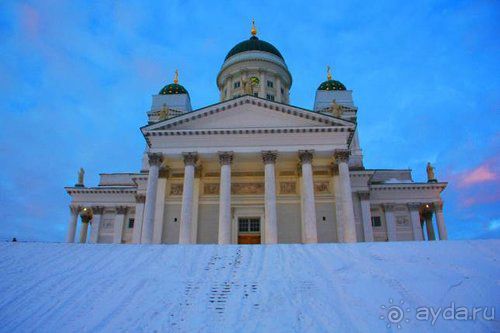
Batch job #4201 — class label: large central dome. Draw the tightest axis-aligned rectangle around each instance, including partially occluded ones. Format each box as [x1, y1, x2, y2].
[225, 36, 284, 61]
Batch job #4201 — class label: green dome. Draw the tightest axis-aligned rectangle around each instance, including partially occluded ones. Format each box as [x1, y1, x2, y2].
[318, 80, 346, 91]
[159, 83, 188, 95]
[225, 36, 284, 61]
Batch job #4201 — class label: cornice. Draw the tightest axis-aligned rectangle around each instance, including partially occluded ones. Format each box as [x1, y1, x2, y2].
[65, 187, 137, 195]
[370, 183, 447, 192]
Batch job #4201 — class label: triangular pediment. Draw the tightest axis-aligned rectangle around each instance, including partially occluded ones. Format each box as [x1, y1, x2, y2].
[142, 96, 354, 133]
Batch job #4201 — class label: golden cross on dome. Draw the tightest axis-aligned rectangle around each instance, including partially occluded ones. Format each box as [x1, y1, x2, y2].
[173, 69, 179, 84]
[251, 18, 257, 36]
[327, 65, 332, 80]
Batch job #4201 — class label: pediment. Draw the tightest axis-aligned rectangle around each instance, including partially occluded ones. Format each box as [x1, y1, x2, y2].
[143, 96, 354, 133]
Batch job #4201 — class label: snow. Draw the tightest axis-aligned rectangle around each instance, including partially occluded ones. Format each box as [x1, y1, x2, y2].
[0, 240, 498, 332]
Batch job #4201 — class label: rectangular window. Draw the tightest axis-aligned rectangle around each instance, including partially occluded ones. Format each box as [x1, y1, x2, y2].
[253, 92, 258, 97]
[266, 94, 275, 101]
[128, 218, 135, 229]
[238, 218, 260, 233]
[234, 81, 240, 89]
[267, 80, 273, 88]
[371, 216, 382, 227]
[281, 87, 284, 95]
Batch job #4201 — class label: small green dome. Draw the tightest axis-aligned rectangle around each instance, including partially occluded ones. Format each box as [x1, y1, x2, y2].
[317, 80, 346, 91]
[225, 36, 284, 61]
[159, 83, 188, 95]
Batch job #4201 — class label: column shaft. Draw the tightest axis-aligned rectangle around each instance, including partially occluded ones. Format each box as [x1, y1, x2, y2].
[66, 206, 79, 243]
[141, 153, 162, 244]
[153, 174, 168, 244]
[335, 150, 357, 243]
[359, 193, 374, 242]
[79, 222, 89, 243]
[263, 151, 278, 244]
[434, 202, 447, 240]
[408, 203, 424, 241]
[425, 214, 436, 240]
[132, 195, 145, 243]
[191, 172, 201, 243]
[333, 173, 344, 242]
[89, 207, 103, 243]
[113, 207, 127, 244]
[179, 153, 197, 244]
[259, 72, 265, 98]
[299, 151, 318, 243]
[384, 205, 397, 241]
[218, 152, 233, 244]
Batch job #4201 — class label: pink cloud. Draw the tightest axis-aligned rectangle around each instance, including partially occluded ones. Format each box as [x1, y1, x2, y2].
[459, 164, 497, 187]
[446, 155, 500, 209]
[454, 157, 499, 188]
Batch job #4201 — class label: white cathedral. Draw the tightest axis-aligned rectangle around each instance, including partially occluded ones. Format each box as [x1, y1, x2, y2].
[65, 23, 448, 245]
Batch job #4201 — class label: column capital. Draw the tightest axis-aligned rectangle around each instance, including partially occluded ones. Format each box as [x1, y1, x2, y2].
[69, 205, 80, 215]
[135, 194, 146, 203]
[298, 150, 314, 164]
[183, 152, 198, 166]
[116, 206, 128, 215]
[148, 153, 163, 167]
[333, 149, 350, 163]
[218, 151, 233, 165]
[383, 203, 395, 212]
[357, 191, 370, 201]
[433, 201, 444, 212]
[262, 151, 278, 164]
[92, 206, 105, 215]
[407, 202, 422, 211]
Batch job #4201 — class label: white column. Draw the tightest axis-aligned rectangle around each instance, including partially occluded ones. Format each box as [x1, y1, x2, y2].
[179, 153, 197, 244]
[153, 168, 168, 244]
[263, 151, 278, 244]
[424, 211, 436, 240]
[299, 150, 318, 243]
[218, 152, 233, 244]
[113, 206, 127, 244]
[383, 204, 397, 241]
[333, 170, 344, 242]
[259, 72, 265, 98]
[132, 195, 145, 243]
[334, 150, 357, 243]
[276, 76, 282, 102]
[141, 153, 163, 244]
[434, 201, 447, 240]
[89, 206, 103, 243]
[408, 203, 424, 241]
[191, 167, 201, 243]
[227, 76, 233, 99]
[79, 208, 92, 243]
[66, 205, 79, 243]
[358, 192, 374, 242]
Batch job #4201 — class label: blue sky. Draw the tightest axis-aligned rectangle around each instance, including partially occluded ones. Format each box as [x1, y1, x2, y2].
[0, 0, 498, 241]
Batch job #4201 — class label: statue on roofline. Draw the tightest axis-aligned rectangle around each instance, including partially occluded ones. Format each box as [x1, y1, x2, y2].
[426, 162, 437, 183]
[76, 168, 85, 187]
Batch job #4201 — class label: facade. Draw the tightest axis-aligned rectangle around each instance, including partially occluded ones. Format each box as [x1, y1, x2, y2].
[65, 24, 448, 245]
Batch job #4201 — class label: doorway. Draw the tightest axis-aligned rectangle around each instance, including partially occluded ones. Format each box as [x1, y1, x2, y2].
[238, 217, 261, 244]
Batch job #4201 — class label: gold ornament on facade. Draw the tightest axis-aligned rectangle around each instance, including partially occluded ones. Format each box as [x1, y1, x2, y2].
[158, 104, 170, 121]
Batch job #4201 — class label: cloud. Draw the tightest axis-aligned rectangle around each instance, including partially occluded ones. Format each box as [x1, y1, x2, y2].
[459, 163, 498, 187]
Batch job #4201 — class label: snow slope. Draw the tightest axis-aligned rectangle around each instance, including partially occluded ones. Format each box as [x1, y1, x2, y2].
[0, 240, 498, 332]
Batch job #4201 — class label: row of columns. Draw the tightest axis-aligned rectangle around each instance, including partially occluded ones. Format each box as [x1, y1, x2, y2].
[139, 149, 357, 245]
[66, 205, 130, 244]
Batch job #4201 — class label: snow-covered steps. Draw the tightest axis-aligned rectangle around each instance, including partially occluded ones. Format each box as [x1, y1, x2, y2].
[0, 240, 498, 332]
